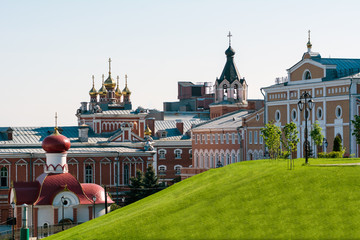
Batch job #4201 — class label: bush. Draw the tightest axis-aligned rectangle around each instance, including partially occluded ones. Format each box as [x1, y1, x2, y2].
[318, 150, 345, 158]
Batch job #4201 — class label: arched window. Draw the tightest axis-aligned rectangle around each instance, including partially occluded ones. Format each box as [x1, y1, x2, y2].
[205, 154, 209, 168]
[43, 223, 49, 237]
[223, 85, 228, 100]
[0, 167, 8, 187]
[174, 165, 182, 175]
[221, 154, 225, 165]
[234, 84, 238, 100]
[174, 149, 182, 159]
[232, 153, 236, 163]
[158, 149, 166, 159]
[303, 70, 312, 80]
[124, 165, 129, 185]
[210, 154, 214, 168]
[226, 153, 230, 165]
[85, 165, 93, 183]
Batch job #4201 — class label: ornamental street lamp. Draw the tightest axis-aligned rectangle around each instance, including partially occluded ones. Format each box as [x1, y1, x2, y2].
[92, 195, 96, 219]
[61, 196, 67, 231]
[298, 91, 314, 164]
[10, 201, 15, 240]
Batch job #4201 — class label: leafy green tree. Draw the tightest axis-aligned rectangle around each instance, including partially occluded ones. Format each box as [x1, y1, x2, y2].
[283, 122, 299, 159]
[261, 121, 282, 160]
[351, 115, 360, 144]
[310, 121, 324, 157]
[333, 135, 342, 152]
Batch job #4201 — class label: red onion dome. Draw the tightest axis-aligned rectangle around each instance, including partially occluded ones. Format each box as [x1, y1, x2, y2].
[42, 128, 71, 153]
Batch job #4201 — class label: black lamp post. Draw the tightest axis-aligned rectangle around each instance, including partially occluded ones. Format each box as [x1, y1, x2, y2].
[92, 195, 96, 219]
[10, 202, 15, 240]
[61, 196, 67, 231]
[298, 91, 314, 164]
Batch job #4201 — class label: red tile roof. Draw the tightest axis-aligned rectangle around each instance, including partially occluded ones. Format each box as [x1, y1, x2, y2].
[11, 182, 40, 205]
[34, 173, 92, 205]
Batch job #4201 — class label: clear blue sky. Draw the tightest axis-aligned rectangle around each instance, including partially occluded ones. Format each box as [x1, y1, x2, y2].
[1, 0, 360, 126]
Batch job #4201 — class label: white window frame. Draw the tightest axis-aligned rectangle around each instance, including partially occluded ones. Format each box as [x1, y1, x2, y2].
[158, 149, 167, 159]
[174, 149, 182, 159]
[249, 131, 252, 144]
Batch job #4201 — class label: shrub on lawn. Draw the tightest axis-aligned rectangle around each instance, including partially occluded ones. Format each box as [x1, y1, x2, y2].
[318, 150, 345, 158]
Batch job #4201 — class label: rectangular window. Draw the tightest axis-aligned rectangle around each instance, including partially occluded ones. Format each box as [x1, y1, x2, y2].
[232, 133, 235, 144]
[210, 134, 213, 144]
[260, 135, 263, 144]
[249, 131, 252, 144]
[205, 134, 207, 144]
[220, 134, 224, 144]
[254, 131, 258, 144]
[195, 134, 197, 144]
[226, 134, 229, 144]
[215, 134, 218, 144]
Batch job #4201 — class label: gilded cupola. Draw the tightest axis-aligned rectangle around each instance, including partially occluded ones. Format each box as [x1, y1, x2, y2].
[115, 76, 122, 97]
[98, 74, 108, 96]
[104, 58, 116, 89]
[122, 74, 132, 96]
[89, 75, 98, 97]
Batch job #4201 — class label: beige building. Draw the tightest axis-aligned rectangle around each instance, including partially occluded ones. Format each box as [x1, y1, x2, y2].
[262, 34, 360, 158]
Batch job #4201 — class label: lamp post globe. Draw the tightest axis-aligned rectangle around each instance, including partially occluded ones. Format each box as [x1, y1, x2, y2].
[92, 195, 96, 219]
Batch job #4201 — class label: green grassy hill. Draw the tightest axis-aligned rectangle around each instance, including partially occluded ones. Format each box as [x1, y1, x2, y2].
[47, 158, 360, 240]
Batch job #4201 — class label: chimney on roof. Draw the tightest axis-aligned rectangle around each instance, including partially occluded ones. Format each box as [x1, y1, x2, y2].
[78, 124, 89, 142]
[6, 127, 13, 140]
[176, 119, 184, 135]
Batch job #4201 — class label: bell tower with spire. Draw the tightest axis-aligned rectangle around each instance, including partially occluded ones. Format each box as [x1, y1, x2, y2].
[209, 32, 251, 119]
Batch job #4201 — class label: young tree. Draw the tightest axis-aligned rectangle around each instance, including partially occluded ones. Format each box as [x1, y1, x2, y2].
[310, 121, 324, 157]
[261, 121, 282, 160]
[128, 170, 144, 203]
[351, 115, 360, 145]
[283, 122, 299, 158]
[143, 166, 160, 196]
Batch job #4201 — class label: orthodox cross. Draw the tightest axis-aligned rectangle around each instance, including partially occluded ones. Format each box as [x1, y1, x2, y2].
[227, 31, 232, 46]
[308, 30, 311, 43]
[117, 75, 120, 86]
[125, 74, 128, 86]
[92, 75, 95, 87]
[55, 112, 58, 129]
[108, 58, 112, 74]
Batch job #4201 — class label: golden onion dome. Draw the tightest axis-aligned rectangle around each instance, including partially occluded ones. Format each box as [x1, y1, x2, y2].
[122, 74, 131, 95]
[115, 76, 122, 97]
[89, 75, 98, 97]
[144, 125, 152, 136]
[98, 75, 108, 96]
[104, 58, 116, 89]
[122, 86, 131, 96]
[104, 75, 116, 89]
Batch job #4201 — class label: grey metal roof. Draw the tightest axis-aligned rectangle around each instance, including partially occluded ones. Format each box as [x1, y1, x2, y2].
[0, 126, 108, 145]
[193, 110, 250, 130]
[0, 146, 144, 154]
[96, 110, 133, 115]
[155, 120, 205, 140]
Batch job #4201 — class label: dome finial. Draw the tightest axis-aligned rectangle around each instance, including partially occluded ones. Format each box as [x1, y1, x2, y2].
[125, 74, 128, 86]
[54, 112, 60, 135]
[117, 75, 119, 86]
[227, 31, 232, 47]
[307, 30, 312, 52]
[92, 75, 95, 87]
[108, 58, 112, 75]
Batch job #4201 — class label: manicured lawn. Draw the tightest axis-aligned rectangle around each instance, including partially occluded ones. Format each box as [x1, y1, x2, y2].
[47, 158, 360, 240]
